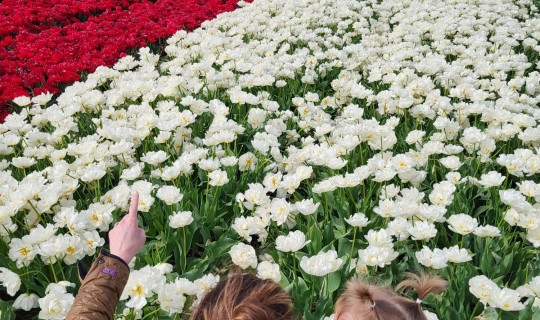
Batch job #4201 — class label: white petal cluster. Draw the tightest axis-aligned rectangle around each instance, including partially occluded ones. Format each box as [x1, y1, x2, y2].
[294, 199, 319, 216]
[0, 267, 21, 296]
[121, 265, 166, 310]
[469, 275, 525, 311]
[415, 246, 448, 269]
[229, 243, 258, 269]
[256, 261, 281, 282]
[415, 244, 472, 268]
[208, 169, 229, 186]
[168, 211, 194, 228]
[446, 214, 478, 235]
[156, 185, 184, 205]
[516, 276, 540, 308]
[275, 230, 309, 253]
[38, 282, 75, 320]
[358, 229, 399, 268]
[120, 263, 213, 314]
[300, 250, 343, 277]
[13, 293, 40, 311]
[345, 212, 369, 228]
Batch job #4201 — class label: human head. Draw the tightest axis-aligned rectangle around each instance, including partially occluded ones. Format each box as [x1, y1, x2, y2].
[189, 272, 296, 320]
[334, 273, 447, 320]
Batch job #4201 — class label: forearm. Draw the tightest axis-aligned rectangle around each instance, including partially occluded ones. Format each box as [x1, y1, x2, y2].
[66, 251, 130, 320]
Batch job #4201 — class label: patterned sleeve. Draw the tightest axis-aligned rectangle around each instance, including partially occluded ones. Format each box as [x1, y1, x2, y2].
[65, 250, 130, 320]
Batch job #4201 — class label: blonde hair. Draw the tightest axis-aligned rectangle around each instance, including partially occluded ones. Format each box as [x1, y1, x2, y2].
[335, 273, 447, 320]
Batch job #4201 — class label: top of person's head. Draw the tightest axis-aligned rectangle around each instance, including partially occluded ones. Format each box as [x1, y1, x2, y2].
[189, 271, 296, 320]
[334, 273, 447, 320]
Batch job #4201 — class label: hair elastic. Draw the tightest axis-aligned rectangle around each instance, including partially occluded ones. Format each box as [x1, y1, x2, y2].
[371, 301, 376, 308]
[416, 298, 422, 304]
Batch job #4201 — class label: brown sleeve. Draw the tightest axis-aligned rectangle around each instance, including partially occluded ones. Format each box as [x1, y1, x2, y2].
[65, 251, 130, 320]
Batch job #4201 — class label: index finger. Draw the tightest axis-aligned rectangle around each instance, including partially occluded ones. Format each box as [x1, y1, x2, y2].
[128, 190, 139, 224]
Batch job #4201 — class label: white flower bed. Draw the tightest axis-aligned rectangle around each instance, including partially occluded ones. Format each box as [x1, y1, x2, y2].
[1, 0, 540, 318]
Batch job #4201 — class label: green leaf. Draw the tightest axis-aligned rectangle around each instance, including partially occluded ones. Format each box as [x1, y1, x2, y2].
[332, 216, 348, 239]
[322, 223, 334, 245]
[279, 271, 290, 288]
[499, 253, 514, 276]
[480, 250, 492, 274]
[327, 271, 341, 294]
[443, 306, 462, 320]
[296, 276, 309, 295]
[0, 300, 15, 320]
[152, 218, 164, 233]
[206, 237, 236, 262]
[291, 276, 310, 313]
[532, 308, 540, 320]
[307, 225, 322, 254]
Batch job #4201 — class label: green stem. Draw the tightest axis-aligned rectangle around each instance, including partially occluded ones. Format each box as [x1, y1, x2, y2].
[469, 300, 481, 320]
[49, 261, 58, 283]
[27, 200, 44, 224]
[57, 261, 66, 280]
[96, 179, 101, 201]
[19, 270, 51, 283]
[347, 188, 359, 210]
[325, 274, 329, 298]
[292, 253, 298, 284]
[323, 193, 329, 222]
[213, 187, 219, 212]
[141, 308, 161, 320]
[182, 227, 187, 273]
[348, 227, 357, 272]
[310, 278, 316, 310]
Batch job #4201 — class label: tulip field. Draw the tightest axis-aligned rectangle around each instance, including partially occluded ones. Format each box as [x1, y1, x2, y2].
[0, 0, 246, 121]
[1, 0, 540, 319]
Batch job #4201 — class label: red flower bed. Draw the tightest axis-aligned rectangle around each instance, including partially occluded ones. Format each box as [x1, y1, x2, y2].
[0, 0, 147, 38]
[0, 0, 247, 122]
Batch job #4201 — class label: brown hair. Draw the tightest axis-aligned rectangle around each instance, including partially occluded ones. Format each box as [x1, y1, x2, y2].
[189, 272, 296, 320]
[334, 273, 447, 320]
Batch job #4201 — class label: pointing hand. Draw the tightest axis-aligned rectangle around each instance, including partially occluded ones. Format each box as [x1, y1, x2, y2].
[109, 190, 146, 264]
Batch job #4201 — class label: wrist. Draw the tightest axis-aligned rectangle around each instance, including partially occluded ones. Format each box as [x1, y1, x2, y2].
[103, 249, 130, 267]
